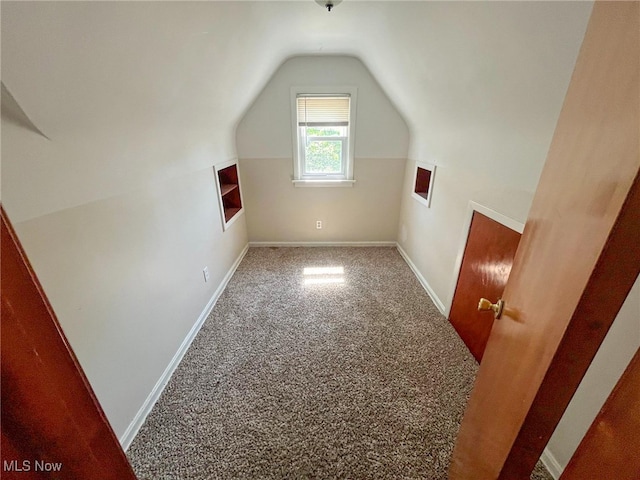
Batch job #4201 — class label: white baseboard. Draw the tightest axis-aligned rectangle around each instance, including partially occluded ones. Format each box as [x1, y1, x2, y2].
[541, 447, 563, 479]
[396, 244, 446, 315]
[120, 244, 249, 451]
[249, 241, 397, 247]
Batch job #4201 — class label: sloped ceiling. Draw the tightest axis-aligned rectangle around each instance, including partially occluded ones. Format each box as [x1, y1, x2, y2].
[1, 1, 592, 220]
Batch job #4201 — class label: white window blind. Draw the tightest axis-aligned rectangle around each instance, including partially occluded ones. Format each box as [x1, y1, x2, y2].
[297, 95, 350, 127]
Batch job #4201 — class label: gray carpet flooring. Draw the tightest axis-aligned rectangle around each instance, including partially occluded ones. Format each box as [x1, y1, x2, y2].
[127, 247, 552, 479]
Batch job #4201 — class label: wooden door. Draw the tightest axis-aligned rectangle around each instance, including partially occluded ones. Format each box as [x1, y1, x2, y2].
[449, 2, 640, 479]
[448, 211, 521, 362]
[1, 208, 137, 479]
[560, 348, 640, 480]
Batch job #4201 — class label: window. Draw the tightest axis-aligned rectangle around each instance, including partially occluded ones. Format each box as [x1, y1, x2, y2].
[291, 87, 357, 186]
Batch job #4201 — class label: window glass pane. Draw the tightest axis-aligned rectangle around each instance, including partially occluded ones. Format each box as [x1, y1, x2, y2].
[305, 140, 343, 174]
[305, 126, 346, 137]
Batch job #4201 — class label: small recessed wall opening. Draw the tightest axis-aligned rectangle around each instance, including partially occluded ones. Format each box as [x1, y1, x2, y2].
[412, 162, 436, 208]
[414, 167, 431, 199]
[215, 161, 244, 230]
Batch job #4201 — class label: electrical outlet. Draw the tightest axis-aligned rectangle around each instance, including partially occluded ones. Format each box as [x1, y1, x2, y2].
[316, 220, 322, 229]
[203, 266, 210, 283]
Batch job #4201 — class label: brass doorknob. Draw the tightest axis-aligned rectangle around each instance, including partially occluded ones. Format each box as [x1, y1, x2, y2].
[478, 298, 504, 319]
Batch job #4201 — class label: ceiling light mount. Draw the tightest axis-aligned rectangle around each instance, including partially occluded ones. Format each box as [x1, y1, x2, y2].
[315, 0, 342, 12]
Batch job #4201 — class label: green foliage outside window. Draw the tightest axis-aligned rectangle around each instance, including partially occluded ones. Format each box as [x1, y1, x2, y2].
[303, 126, 344, 174]
[305, 140, 342, 173]
[306, 127, 341, 137]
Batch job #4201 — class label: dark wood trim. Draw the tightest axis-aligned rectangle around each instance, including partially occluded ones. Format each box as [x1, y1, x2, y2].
[560, 348, 640, 480]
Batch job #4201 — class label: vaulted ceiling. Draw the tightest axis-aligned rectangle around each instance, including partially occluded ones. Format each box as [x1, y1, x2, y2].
[1, 1, 592, 221]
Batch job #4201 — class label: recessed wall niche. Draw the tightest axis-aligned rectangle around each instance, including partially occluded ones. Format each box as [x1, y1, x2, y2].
[412, 162, 436, 208]
[214, 160, 244, 230]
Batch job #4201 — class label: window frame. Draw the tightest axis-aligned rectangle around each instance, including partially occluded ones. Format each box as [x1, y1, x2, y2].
[291, 86, 357, 187]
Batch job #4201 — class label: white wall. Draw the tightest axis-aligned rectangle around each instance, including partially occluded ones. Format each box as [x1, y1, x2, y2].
[237, 56, 408, 243]
[1, 1, 250, 440]
[398, 163, 538, 306]
[9, 157, 247, 439]
[394, 1, 593, 308]
[2, 114, 248, 440]
[1, 2, 253, 221]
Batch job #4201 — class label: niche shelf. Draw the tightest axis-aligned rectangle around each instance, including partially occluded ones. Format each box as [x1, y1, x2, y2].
[214, 160, 244, 230]
[412, 161, 436, 208]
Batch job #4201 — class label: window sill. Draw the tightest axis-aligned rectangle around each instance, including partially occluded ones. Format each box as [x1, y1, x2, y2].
[292, 179, 356, 188]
